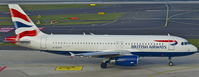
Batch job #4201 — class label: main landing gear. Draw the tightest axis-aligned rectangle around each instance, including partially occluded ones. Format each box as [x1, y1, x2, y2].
[168, 57, 174, 66]
[100, 59, 111, 69]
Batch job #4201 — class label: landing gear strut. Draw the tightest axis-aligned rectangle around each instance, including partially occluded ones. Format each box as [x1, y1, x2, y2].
[101, 62, 108, 68]
[100, 59, 111, 69]
[168, 57, 174, 66]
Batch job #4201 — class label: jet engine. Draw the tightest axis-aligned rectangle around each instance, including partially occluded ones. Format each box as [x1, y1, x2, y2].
[113, 55, 139, 66]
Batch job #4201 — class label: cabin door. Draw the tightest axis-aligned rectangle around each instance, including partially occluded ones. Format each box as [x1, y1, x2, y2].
[168, 38, 175, 50]
[40, 37, 47, 50]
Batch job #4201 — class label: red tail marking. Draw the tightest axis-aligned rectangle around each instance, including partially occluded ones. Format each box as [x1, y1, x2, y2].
[4, 30, 37, 43]
[17, 30, 37, 39]
[10, 9, 30, 22]
[4, 36, 17, 43]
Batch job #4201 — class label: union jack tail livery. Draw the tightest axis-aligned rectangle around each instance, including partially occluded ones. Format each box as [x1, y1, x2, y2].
[6, 4, 45, 43]
[8, 4, 44, 35]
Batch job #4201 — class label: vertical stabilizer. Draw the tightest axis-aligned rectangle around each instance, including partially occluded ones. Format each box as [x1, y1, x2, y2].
[8, 4, 45, 35]
[8, 4, 45, 42]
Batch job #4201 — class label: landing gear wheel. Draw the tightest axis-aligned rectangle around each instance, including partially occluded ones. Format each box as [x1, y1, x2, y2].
[169, 62, 174, 66]
[168, 57, 174, 66]
[100, 63, 107, 69]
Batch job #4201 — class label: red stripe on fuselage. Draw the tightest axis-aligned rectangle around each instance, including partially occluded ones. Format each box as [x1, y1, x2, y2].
[154, 40, 177, 42]
[10, 9, 30, 22]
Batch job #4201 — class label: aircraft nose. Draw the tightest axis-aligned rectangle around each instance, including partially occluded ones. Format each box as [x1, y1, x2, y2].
[191, 45, 198, 52]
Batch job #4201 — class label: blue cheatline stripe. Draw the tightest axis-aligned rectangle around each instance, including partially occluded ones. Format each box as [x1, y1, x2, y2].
[40, 50, 196, 57]
[131, 52, 196, 57]
[14, 21, 32, 28]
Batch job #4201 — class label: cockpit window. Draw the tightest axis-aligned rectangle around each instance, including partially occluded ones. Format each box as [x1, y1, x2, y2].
[181, 42, 191, 45]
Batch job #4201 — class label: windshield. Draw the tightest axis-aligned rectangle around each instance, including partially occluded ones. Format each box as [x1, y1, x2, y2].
[181, 42, 191, 45]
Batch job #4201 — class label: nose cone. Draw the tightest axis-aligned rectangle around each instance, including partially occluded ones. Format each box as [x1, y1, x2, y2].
[191, 45, 198, 52]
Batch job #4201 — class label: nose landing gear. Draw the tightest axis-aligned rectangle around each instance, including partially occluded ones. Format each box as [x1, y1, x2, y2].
[168, 57, 174, 66]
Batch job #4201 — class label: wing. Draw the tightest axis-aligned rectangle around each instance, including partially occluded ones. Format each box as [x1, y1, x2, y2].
[69, 49, 139, 58]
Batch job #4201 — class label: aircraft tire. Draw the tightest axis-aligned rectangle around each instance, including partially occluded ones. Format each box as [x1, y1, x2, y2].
[100, 63, 107, 69]
[169, 62, 174, 66]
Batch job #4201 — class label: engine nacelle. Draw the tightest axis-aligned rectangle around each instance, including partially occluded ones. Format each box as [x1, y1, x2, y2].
[114, 55, 139, 66]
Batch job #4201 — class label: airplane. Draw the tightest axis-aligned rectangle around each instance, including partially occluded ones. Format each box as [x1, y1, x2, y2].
[4, 4, 198, 68]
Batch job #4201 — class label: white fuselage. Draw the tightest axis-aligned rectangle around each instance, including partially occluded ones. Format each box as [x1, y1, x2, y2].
[17, 34, 198, 57]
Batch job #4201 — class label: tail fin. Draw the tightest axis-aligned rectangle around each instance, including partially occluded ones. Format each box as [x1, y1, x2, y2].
[8, 4, 45, 35]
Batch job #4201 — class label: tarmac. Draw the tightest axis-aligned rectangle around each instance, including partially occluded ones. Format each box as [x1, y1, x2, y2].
[0, 50, 199, 77]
